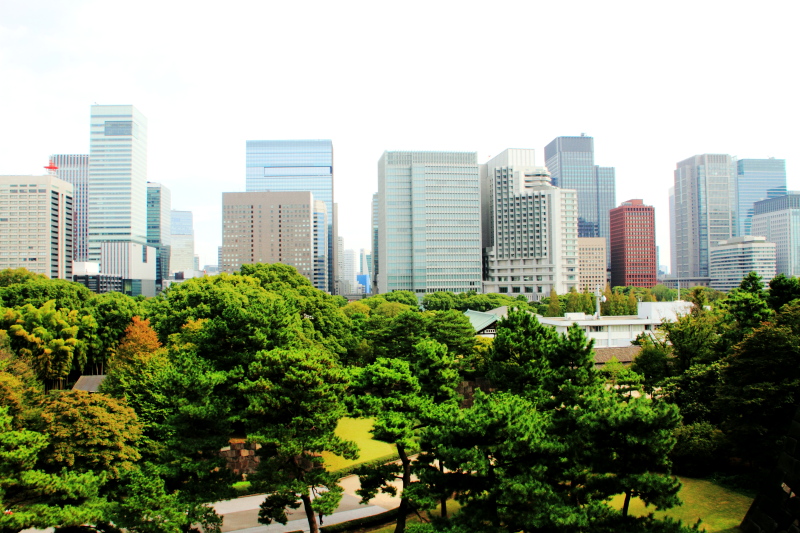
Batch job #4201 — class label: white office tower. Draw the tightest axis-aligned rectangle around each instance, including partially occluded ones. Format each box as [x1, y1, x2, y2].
[482, 149, 580, 300]
[0, 175, 73, 279]
[88, 105, 148, 265]
[377, 151, 482, 295]
[342, 248, 356, 293]
[50, 155, 89, 261]
[170, 210, 195, 275]
[752, 193, 800, 277]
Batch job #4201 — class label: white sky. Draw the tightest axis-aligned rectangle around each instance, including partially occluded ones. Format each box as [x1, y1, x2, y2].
[1, 0, 798, 269]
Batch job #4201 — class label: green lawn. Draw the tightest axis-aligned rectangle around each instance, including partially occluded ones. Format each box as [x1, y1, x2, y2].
[322, 417, 397, 471]
[609, 477, 752, 532]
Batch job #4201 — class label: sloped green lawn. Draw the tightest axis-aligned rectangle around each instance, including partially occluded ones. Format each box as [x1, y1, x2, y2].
[608, 476, 753, 532]
[322, 417, 396, 471]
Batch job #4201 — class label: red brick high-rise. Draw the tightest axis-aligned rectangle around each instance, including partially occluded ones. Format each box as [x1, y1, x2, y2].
[610, 199, 657, 288]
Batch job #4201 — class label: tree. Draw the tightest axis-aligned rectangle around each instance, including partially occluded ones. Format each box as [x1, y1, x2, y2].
[565, 287, 583, 313]
[660, 309, 720, 372]
[427, 310, 475, 358]
[36, 390, 142, 479]
[630, 333, 674, 394]
[383, 290, 419, 307]
[545, 289, 561, 317]
[0, 267, 46, 287]
[767, 273, 800, 311]
[341, 300, 370, 317]
[86, 291, 145, 374]
[422, 292, 456, 311]
[0, 407, 105, 533]
[0, 278, 93, 311]
[240, 347, 357, 533]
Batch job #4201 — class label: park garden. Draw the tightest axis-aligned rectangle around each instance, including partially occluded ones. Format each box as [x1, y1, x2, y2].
[2, 264, 800, 533]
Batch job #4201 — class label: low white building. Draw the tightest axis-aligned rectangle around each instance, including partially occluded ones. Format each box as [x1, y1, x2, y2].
[709, 236, 776, 292]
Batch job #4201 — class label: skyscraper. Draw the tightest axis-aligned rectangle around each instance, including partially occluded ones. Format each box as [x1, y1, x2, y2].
[736, 158, 787, 236]
[170, 210, 195, 275]
[88, 105, 148, 263]
[146, 182, 171, 287]
[672, 154, 737, 278]
[377, 151, 482, 295]
[246, 140, 335, 292]
[221, 191, 328, 290]
[544, 135, 616, 243]
[609, 199, 657, 288]
[371, 192, 379, 294]
[752, 193, 800, 277]
[50, 154, 89, 261]
[0, 175, 73, 279]
[481, 149, 580, 299]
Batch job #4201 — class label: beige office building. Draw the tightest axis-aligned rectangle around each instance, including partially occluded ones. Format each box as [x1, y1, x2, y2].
[578, 237, 607, 291]
[221, 191, 329, 291]
[0, 175, 73, 279]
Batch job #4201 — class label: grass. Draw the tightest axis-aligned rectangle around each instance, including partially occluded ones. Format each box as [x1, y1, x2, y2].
[322, 417, 396, 471]
[608, 476, 752, 532]
[364, 477, 751, 533]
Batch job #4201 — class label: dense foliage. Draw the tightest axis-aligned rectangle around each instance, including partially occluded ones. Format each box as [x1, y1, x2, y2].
[2, 265, 796, 532]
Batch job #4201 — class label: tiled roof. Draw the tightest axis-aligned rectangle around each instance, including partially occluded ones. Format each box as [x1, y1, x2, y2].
[72, 375, 107, 392]
[464, 309, 499, 333]
[594, 346, 641, 365]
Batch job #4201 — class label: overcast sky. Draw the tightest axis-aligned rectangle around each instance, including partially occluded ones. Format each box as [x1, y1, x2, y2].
[1, 0, 798, 269]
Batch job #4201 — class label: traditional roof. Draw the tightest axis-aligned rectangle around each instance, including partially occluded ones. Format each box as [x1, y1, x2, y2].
[593, 346, 641, 365]
[464, 309, 499, 333]
[72, 375, 107, 392]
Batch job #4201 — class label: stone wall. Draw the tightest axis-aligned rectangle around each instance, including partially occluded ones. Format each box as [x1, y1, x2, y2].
[457, 379, 494, 408]
[220, 439, 260, 476]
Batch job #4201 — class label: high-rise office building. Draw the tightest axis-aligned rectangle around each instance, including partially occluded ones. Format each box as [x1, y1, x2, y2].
[481, 149, 580, 299]
[377, 151, 481, 295]
[736, 158, 787, 236]
[371, 192, 379, 294]
[221, 191, 328, 291]
[609, 199, 657, 288]
[88, 105, 148, 264]
[0, 175, 73, 279]
[752, 193, 800, 277]
[50, 154, 88, 261]
[544, 135, 616, 244]
[578, 237, 607, 292]
[671, 154, 737, 278]
[709, 236, 776, 292]
[146, 182, 171, 287]
[246, 140, 335, 292]
[170, 210, 195, 275]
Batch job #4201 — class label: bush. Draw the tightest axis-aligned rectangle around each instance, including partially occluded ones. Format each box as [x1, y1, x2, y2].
[671, 421, 725, 475]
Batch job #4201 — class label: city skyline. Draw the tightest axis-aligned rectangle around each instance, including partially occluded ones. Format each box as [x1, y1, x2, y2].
[1, 2, 798, 267]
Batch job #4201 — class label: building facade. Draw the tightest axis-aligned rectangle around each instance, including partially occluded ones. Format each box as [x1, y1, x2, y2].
[0, 175, 73, 279]
[246, 140, 335, 292]
[544, 135, 616, 244]
[146, 182, 171, 287]
[170, 210, 195, 275]
[99, 241, 157, 297]
[578, 237, 607, 292]
[752, 193, 800, 277]
[88, 105, 148, 264]
[377, 151, 482, 295]
[221, 190, 328, 291]
[50, 154, 89, 262]
[609, 199, 657, 288]
[481, 149, 580, 299]
[737, 158, 787, 237]
[709, 236, 776, 292]
[671, 154, 737, 278]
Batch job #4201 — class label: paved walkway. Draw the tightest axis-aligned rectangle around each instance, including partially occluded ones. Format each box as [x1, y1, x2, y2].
[212, 474, 402, 533]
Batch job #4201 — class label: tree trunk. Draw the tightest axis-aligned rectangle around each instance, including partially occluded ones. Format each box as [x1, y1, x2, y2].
[622, 489, 632, 518]
[438, 459, 447, 518]
[301, 492, 319, 533]
[394, 443, 412, 533]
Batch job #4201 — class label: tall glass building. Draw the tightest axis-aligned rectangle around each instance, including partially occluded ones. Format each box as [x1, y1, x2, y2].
[377, 151, 482, 295]
[544, 135, 616, 249]
[736, 158, 787, 236]
[170, 210, 195, 275]
[88, 105, 148, 263]
[146, 182, 171, 287]
[246, 140, 335, 292]
[51, 154, 89, 261]
[671, 154, 737, 278]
